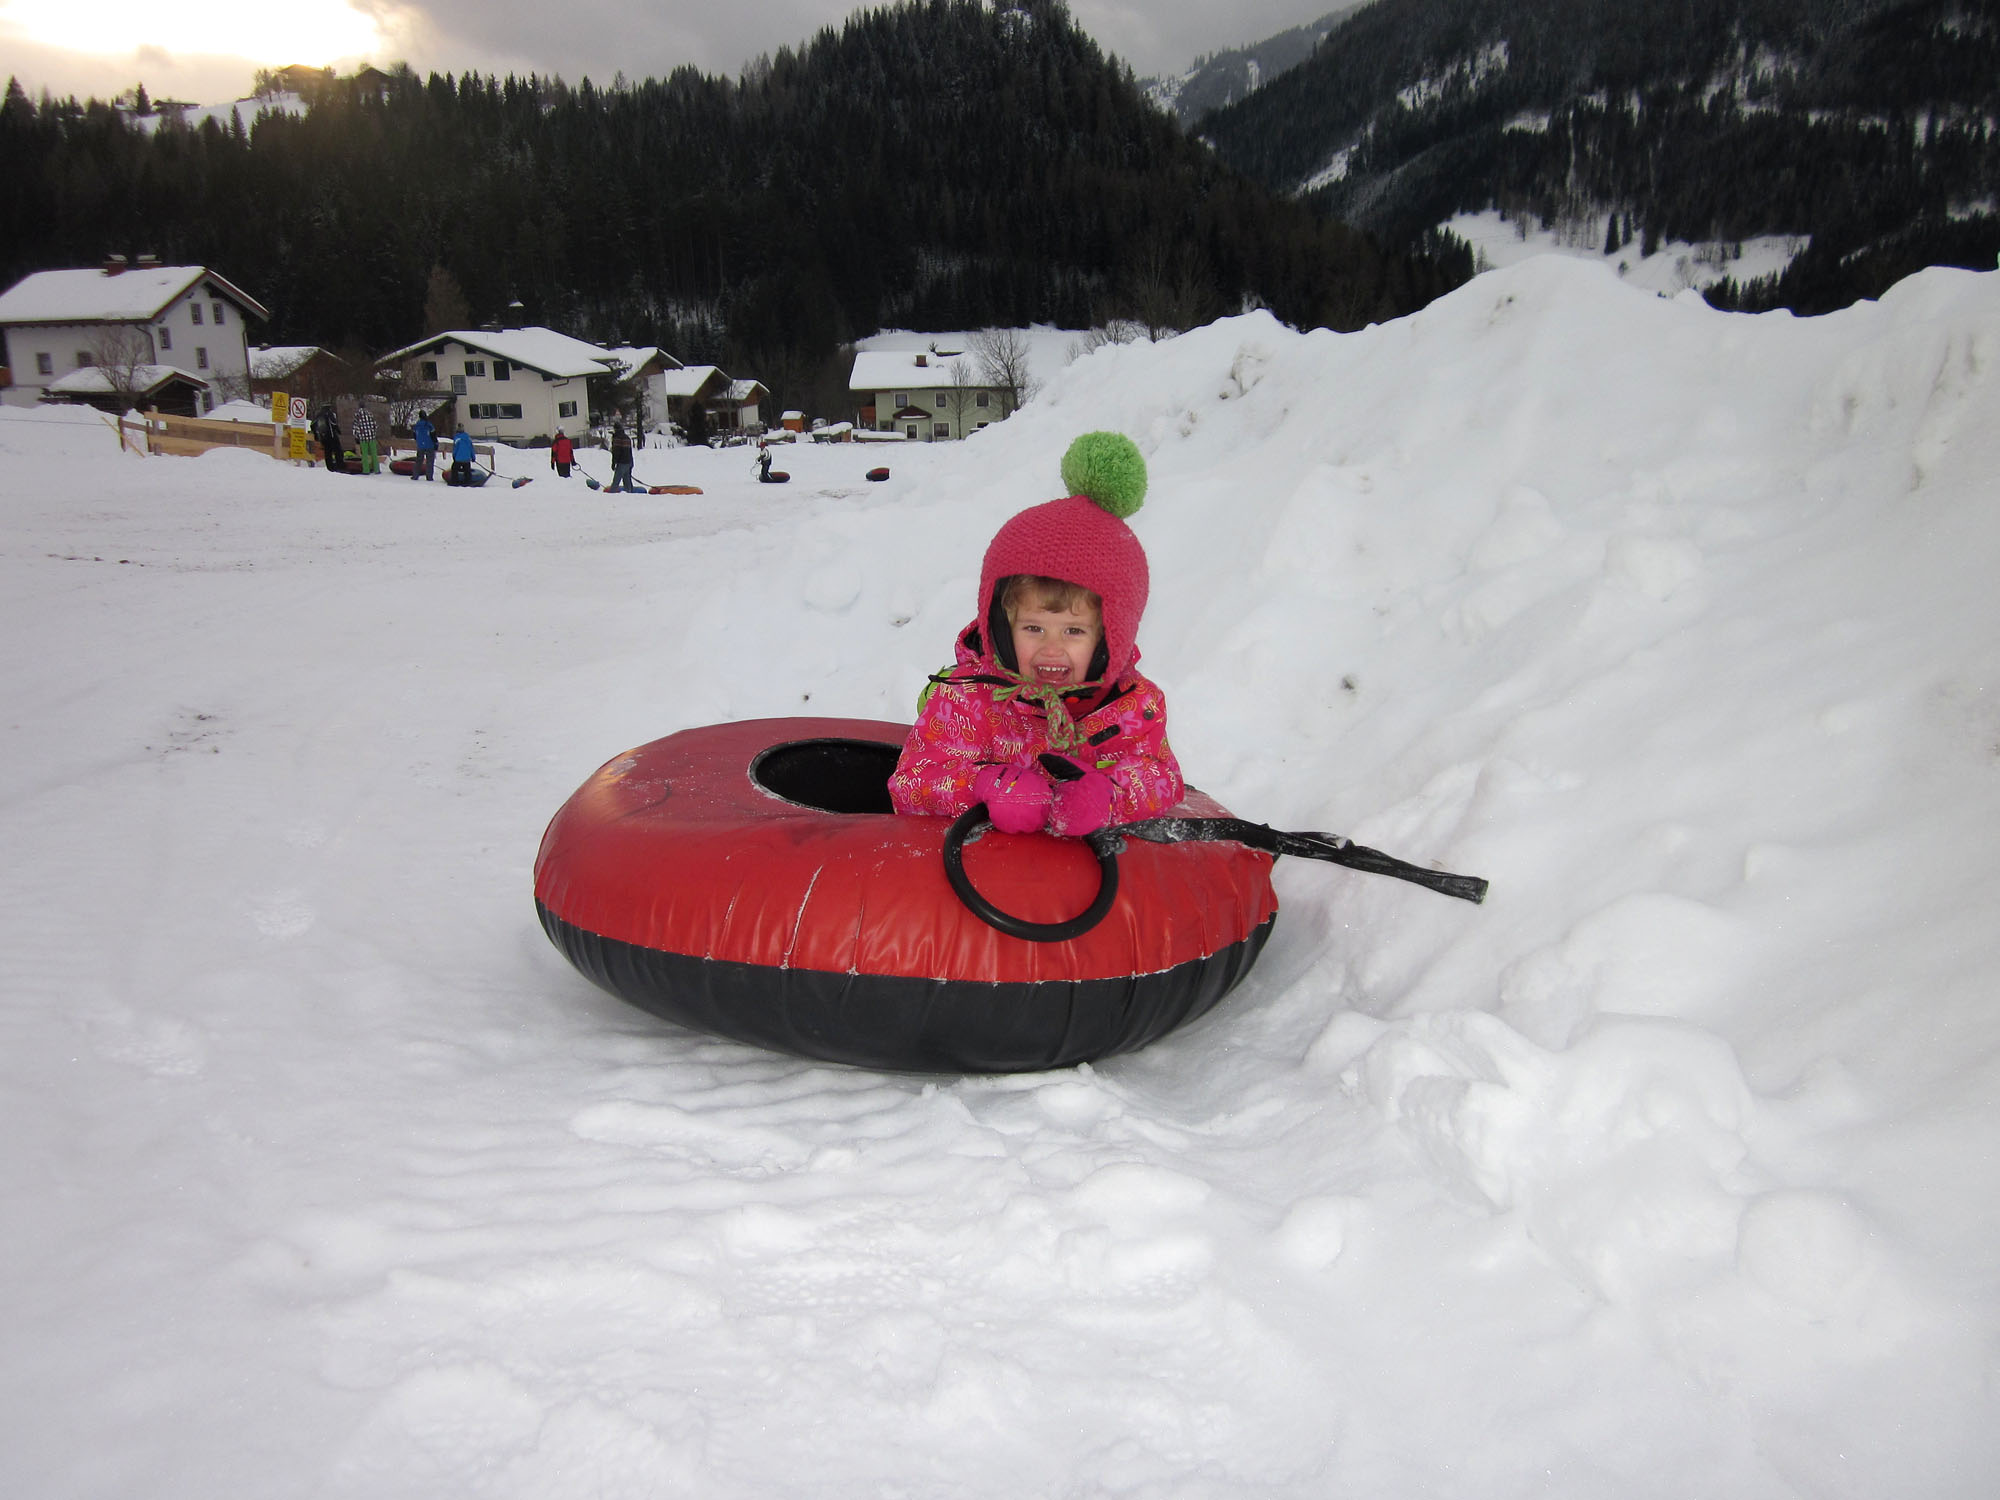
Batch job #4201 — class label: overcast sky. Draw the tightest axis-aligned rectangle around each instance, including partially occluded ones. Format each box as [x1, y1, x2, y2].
[1, 1, 1347, 106]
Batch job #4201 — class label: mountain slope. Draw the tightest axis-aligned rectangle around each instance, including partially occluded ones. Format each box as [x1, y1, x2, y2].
[1199, 0, 2000, 310]
[0, 0, 1463, 406]
[1141, 5, 1367, 127]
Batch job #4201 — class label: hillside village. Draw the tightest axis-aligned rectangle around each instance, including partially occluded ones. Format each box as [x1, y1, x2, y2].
[0, 250, 1077, 462]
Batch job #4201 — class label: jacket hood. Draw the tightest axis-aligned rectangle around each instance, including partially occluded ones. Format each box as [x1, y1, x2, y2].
[977, 492, 1150, 689]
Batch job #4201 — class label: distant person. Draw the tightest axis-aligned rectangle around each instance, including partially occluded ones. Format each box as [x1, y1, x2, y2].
[410, 412, 437, 481]
[312, 403, 342, 472]
[550, 429, 575, 479]
[606, 423, 638, 492]
[450, 428, 475, 486]
[351, 404, 381, 474]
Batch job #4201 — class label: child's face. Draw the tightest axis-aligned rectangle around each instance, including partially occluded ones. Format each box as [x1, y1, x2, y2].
[1011, 599, 1102, 686]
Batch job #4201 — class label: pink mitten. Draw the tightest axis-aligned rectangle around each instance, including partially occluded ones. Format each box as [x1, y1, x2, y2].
[973, 763, 1052, 834]
[1047, 763, 1115, 837]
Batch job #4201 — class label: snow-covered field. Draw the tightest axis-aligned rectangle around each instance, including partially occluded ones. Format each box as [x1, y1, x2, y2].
[3, 258, 1997, 1497]
[1445, 207, 1807, 296]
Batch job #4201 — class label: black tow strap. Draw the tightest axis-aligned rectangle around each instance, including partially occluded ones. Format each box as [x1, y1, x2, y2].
[1111, 818, 1489, 906]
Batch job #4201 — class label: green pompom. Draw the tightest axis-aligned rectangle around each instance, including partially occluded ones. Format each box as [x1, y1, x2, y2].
[1060, 431, 1147, 519]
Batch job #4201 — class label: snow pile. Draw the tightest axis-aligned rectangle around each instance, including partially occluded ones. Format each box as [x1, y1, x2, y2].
[2, 258, 1997, 1496]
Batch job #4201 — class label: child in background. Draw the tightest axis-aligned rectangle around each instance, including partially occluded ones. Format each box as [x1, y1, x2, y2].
[889, 432, 1183, 837]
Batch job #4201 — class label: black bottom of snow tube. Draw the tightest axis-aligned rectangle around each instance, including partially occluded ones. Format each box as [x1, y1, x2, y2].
[537, 899, 1274, 1073]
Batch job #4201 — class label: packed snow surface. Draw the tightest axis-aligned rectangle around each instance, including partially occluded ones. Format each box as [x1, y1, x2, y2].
[4, 259, 1998, 1497]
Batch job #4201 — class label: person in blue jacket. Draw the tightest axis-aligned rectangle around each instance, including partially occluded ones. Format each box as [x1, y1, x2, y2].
[411, 413, 438, 481]
[450, 428, 476, 486]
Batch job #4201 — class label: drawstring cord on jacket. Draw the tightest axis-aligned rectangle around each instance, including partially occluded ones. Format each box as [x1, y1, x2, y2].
[924, 664, 1106, 752]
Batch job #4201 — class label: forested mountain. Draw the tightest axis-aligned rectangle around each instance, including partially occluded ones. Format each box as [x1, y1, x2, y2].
[0, 0, 1461, 415]
[1141, 6, 1367, 127]
[1199, 0, 2000, 311]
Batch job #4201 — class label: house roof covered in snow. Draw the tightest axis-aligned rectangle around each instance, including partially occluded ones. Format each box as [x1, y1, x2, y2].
[849, 327, 1082, 396]
[377, 327, 620, 380]
[849, 348, 981, 393]
[604, 346, 681, 379]
[0, 264, 270, 326]
[45, 363, 209, 396]
[654, 365, 732, 400]
[726, 378, 768, 402]
[248, 345, 327, 380]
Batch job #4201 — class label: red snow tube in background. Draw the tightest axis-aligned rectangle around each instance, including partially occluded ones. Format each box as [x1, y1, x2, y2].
[533, 718, 1278, 1072]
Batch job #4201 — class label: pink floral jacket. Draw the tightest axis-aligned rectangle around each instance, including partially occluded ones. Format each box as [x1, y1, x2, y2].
[889, 628, 1185, 823]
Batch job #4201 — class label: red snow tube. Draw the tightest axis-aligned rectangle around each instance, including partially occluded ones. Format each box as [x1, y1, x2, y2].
[533, 718, 1278, 1072]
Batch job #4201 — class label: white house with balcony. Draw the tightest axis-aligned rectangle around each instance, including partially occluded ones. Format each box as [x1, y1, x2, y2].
[378, 327, 620, 442]
[0, 256, 267, 411]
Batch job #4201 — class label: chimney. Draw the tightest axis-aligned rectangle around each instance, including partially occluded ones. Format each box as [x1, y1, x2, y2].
[915, 354, 927, 367]
[135, 253, 160, 268]
[102, 254, 128, 276]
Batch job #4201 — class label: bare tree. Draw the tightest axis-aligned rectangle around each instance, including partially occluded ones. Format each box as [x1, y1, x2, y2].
[1124, 237, 1217, 340]
[942, 359, 982, 437]
[88, 325, 159, 412]
[972, 326, 1036, 418]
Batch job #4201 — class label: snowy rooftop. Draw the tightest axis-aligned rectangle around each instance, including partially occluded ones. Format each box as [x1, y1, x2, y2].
[850, 326, 1086, 393]
[248, 345, 323, 381]
[603, 346, 680, 377]
[44, 363, 207, 395]
[378, 327, 621, 380]
[726, 378, 766, 402]
[0, 265, 269, 325]
[654, 364, 729, 399]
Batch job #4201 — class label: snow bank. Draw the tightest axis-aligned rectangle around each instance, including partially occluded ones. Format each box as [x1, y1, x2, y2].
[2, 258, 1996, 1497]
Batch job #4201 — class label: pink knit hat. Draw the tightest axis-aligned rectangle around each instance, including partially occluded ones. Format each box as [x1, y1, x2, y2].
[978, 433, 1150, 687]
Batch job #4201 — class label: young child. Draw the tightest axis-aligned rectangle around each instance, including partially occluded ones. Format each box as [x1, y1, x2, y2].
[889, 432, 1184, 837]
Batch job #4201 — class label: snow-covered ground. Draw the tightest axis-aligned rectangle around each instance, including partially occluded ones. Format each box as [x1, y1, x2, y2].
[3, 258, 1997, 1496]
[1445, 208, 1807, 296]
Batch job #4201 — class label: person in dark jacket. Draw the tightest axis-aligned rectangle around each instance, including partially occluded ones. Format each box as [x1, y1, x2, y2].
[550, 429, 576, 479]
[606, 423, 638, 492]
[312, 404, 343, 471]
[410, 414, 437, 481]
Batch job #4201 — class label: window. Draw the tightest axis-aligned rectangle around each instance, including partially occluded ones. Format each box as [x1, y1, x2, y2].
[212, 303, 225, 325]
[905, 424, 917, 439]
[502, 403, 521, 420]
[893, 392, 907, 408]
[421, 361, 438, 382]
[196, 348, 209, 370]
[464, 360, 486, 378]
[558, 400, 578, 419]
[468, 403, 523, 420]
[933, 422, 950, 440]
[935, 393, 948, 409]
[493, 360, 510, 381]
[75, 351, 92, 368]
[157, 326, 172, 350]
[35, 352, 52, 376]
[976, 391, 989, 408]
[451, 375, 467, 395]
[190, 303, 203, 325]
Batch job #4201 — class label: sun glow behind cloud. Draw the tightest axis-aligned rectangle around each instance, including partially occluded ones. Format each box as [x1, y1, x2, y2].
[0, 0, 385, 70]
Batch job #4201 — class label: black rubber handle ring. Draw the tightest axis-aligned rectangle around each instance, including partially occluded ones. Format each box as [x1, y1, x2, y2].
[942, 803, 1121, 942]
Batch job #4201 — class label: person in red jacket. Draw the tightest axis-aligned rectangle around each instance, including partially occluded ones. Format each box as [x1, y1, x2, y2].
[550, 429, 576, 478]
[888, 432, 1183, 838]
